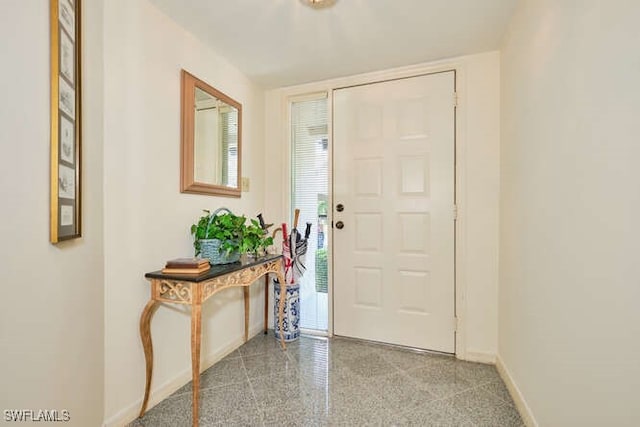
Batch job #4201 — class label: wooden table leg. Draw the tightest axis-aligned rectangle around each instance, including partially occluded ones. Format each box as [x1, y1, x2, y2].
[138, 299, 160, 418]
[191, 304, 202, 427]
[243, 286, 250, 342]
[276, 272, 287, 350]
[263, 275, 269, 335]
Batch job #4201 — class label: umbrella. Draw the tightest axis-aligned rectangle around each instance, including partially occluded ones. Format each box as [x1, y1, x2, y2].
[289, 209, 303, 283]
[257, 213, 273, 232]
[280, 222, 293, 284]
[292, 222, 312, 282]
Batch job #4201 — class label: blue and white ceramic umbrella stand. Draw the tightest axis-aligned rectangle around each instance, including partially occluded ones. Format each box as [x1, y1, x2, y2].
[273, 280, 300, 342]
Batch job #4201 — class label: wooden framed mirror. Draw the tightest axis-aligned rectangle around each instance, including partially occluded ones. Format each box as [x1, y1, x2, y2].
[181, 70, 242, 197]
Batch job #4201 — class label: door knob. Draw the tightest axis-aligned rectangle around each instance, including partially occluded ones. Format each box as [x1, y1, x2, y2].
[335, 221, 344, 229]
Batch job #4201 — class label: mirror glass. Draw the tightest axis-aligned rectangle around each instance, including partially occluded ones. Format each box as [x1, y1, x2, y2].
[193, 87, 238, 187]
[181, 70, 242, 197]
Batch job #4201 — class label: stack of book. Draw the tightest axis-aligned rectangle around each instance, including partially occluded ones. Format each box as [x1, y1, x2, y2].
[162, 258, 210, 275]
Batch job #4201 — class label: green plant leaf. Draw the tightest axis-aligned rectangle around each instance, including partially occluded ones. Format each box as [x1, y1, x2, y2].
[191, 209, 277, 257]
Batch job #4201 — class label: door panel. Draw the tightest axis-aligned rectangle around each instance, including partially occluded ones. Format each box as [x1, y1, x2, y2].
[333, 72, 456, 352]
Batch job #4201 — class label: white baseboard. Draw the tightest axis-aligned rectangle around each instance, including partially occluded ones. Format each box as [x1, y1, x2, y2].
[103, 323, 264, 427]
[459, 350, 496, 364]
[495, 355, 538, 427]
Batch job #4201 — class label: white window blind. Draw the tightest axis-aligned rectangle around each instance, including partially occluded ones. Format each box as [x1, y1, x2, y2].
[291, 95, 329, 331]
[221, 109, 238, 187]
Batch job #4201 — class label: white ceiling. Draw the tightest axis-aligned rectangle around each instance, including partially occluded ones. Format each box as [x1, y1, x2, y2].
[150, 0, 519, 88]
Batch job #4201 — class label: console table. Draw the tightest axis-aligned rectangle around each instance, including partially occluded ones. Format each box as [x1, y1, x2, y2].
[138, 254, 286, 427]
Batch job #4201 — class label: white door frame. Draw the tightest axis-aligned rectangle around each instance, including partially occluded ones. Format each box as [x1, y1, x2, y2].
[279, 58, 471, 359]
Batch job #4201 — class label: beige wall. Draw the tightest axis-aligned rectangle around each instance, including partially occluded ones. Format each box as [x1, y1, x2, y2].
[102, 1, 266, 425]
[265, 52, 501, 360]
[499, 0, 640, 425]
[460, 52, 501, 360]
[0, 1, 105, 426]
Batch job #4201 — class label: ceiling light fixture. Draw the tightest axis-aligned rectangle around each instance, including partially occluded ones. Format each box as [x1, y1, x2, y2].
[300, 0, 338, 10]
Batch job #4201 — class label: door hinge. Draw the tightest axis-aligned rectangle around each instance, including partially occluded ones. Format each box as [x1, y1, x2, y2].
[453, 317, 459, 332]
[453, 92, 459, 107]
[453, 204, 458, 220]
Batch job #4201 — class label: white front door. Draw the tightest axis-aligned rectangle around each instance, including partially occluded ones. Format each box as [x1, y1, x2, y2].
[333, 71, 456, 352]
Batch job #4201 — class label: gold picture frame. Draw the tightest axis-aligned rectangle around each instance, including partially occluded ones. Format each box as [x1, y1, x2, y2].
[50, 0, 81, 243]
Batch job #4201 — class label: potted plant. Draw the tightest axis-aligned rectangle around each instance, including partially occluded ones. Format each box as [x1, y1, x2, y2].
[190, 208, 245, 264]
[239, 219, 274, 258]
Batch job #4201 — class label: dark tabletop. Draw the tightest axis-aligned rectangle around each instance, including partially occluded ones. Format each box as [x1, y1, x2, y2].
[145, 254, 282, 283]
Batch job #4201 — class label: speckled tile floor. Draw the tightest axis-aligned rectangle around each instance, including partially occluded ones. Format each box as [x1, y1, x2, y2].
[130, 332, 523, 426]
